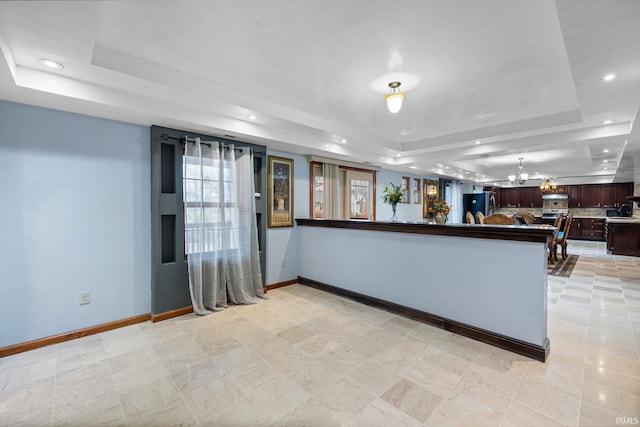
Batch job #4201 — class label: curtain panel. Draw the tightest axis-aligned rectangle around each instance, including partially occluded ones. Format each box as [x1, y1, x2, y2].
[183, 138, 264, 314]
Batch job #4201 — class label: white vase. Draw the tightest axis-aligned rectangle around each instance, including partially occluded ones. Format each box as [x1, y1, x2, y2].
[434, 213, 446, 224]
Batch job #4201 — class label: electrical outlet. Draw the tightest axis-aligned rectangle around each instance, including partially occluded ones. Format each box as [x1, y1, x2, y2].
[281, 260, 286, 269]
[79, 291, 90, 305]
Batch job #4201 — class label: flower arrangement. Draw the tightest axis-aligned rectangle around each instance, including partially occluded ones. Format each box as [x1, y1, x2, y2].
[432, 199, 450, 216]
[381, 183, 404, 220]
[381, 183, 404, 206]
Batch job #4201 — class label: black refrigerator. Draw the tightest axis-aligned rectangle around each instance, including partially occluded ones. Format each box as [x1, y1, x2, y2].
[462, 192, 496, 223]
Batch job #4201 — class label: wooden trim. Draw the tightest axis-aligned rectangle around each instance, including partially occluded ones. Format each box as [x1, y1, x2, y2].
[265, 279, 297, 293]
[295, 218, 554, 244]
[151, 306, 194, 322]
[0, 313, 150, 358]
[297, 276, 550, 362]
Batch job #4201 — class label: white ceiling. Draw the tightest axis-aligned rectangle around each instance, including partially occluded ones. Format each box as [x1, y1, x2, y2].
[1, 0, 639, 186]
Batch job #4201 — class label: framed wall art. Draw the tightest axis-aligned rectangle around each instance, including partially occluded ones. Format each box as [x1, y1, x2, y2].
[423, 179, 439, 218]
[268, 156, 294, 227]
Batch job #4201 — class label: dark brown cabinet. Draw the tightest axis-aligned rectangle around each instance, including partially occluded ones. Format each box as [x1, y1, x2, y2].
[616, 183, 634, 207]
[520, 187, 542, 208]
[607, 221, 640, 256]
[573, 182, 634, 209]
[601, 184, 617, 208]
[496, 186, 543, 209]
[568, 185, 581, 208]
[581, 184, 603, 208]
[564, 217, 606, 241]
[580, 218, 605, 241]
[568, 219, 581, 239]
[502, 188, 519, 208]
[494, 182, 633, 212]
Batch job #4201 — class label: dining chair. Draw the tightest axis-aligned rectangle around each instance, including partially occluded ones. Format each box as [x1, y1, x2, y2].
[466, 211, 475, 224]
[482, 213, 516, 225]
[555, 213, 574, 260]
[514, 212, 535, 225]
[476, 211, 485, 224]
[548, 215, 563, 263]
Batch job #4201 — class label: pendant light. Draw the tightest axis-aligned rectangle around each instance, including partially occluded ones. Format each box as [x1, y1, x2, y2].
[384, 81, 405, 114]
[508, 158, 528, 185]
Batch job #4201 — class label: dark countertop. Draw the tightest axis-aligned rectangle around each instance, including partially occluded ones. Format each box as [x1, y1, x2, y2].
[295, 218, 555, 244]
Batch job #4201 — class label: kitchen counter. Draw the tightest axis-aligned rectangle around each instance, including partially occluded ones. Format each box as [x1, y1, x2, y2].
[296, 218, 552, 361]
[605, 217, 640, 223]
[606, 219, 640, 257]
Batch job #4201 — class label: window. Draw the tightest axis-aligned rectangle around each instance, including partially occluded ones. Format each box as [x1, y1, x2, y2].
[183, 152, 238, 254]
[310, 162, 376, 220]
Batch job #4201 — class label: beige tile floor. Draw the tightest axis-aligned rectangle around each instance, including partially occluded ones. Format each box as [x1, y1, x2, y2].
[1, 241, 639, 426]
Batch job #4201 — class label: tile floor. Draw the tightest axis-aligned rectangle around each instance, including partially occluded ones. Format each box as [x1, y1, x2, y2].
[0, 241, 639, 426]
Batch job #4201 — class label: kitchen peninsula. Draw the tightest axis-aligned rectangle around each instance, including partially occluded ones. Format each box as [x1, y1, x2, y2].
[296, 218, 555, 361]
[606, 217, 640, 256]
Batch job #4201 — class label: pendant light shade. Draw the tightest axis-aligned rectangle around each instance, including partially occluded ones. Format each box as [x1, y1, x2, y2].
[385, 81, 405, 113]
[508, 158, 528, 185]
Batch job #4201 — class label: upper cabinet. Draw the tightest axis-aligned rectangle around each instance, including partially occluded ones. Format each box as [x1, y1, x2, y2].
[519, 187, 543, 208]
[580, 184, 604, 208]
[494, 182, 633, 210]
[501, 188, 519, 208]
[593, 183, 634, 208]
[616, 182, 634, 207]
[601, 184, 617, 208]
[568, 185, 581, 208]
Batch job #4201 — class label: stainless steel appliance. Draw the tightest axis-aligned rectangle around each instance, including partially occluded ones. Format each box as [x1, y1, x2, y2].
[462, 192, 496, 223]
[541, 193, 568, 225]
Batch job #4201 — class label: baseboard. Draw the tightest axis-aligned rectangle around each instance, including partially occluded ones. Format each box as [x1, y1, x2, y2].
[297, 276, 550, 362]
[151, 306, 194, 322]
[265, 279, 297, 293]
[0, 313, 150, 358]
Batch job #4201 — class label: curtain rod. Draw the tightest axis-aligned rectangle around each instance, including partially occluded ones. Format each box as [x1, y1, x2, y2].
[160, 133, 244, 151]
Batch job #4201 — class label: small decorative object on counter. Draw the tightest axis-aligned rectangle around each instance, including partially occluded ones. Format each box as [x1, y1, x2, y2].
[381, 182, 404, 222]
[432, 199, 450, 223]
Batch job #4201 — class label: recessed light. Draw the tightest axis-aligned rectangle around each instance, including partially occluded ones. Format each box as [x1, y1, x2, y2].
[396, 153, 401, 157]
[249, 114, 256, 120]
[603, 74, 616, 81]
[39, 59, 64, 69]
[341, 138, 347, 144]
[603, 160, 608, 163]
[445, 166, 450, 169]
[603, 119, 613, 125]
[475, 140, 481, 144]
[603, 167, 608, 170]
[603, 149, 609, 153]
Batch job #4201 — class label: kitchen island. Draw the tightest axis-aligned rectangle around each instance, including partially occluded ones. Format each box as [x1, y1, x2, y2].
[295, 218, 555, 361]
[606, 217, 640, 256]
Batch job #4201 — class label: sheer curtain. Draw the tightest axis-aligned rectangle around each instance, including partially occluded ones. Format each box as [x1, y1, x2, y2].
[183, 138, 264, 315]
[322, 163, 341, 219]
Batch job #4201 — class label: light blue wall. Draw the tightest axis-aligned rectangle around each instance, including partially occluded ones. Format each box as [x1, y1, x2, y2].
[0, 100, 151, 348]
[377, 169, 427, 222]
[265, 151, 309, 285]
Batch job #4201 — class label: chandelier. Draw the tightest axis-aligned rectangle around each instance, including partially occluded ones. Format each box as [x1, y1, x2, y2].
[384, 81, 405, 114]
[539, 178, 557, 193]
[508, 158, 528, 185]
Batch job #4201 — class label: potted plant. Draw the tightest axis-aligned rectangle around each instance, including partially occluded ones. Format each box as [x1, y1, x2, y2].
[432, 199, 450, 223]
[381, 183, 404, 221]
